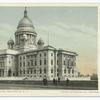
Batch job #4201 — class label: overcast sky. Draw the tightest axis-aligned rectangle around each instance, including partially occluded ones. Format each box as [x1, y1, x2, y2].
[0, 7, 97, 75]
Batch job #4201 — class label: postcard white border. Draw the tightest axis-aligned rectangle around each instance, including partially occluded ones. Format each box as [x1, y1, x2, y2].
[0, 3, 99, 96]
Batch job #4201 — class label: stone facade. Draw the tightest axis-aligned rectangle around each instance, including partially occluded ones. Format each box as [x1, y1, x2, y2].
[0, 8, 78, 80]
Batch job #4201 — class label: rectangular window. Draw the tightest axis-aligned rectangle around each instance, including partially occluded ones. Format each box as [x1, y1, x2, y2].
[57, 68, 59, 72]
[27, 70, 29, 74]
[64, 69, 66, 73]
[44, 59, 46, 65]
[51, 59, 53, 65]
[44, 68, 46, 74]
[51, 69, 53, 73]
[27, 62, 30, 66]
[31, 69, 33, 74]
[51, 53, 53, 56]
[72, 69, 74, 74]
[23, 56, 25, 60]
[40, 68, 42, 74]
[68, 69, 70, 74]
[35, 61, 37, 66]
[40, 60, 42, 65]
[64, 61, 65, 65]
[23, 62, 25, 67]
[34, 69, 36, 74]
[20, 56, 22, 60]
[31, 60, 33, 66]
[20, 62, 22, 67]
[44, 53, 46, 56]
[57, 60, 58, 65]
[23, 70, 25, 74]
[40, 53, 41, 57]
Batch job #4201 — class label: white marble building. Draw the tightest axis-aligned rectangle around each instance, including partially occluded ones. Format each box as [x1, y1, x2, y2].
[0, 8, 78, 80]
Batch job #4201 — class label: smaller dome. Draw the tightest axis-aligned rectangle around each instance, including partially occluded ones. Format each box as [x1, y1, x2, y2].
[7, 38, 14, 45]
[37, 38, 44, 45]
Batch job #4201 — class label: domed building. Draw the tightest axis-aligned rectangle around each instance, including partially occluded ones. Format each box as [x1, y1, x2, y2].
[0, 8, 80, 81]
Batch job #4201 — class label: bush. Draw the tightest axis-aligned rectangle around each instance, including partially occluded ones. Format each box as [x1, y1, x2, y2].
[91, 74, 98, 80]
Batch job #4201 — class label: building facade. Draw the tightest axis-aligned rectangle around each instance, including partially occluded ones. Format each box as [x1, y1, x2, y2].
[0, 8, 78, 80]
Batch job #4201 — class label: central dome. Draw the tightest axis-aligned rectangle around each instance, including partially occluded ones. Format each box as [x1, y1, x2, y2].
[16, 8, 36, 34]
[18, 17, 34, 28]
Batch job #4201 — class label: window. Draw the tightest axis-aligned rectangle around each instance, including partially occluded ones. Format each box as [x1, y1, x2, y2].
[40, 53, 41, 57]
[51, 60, 53, 65]
[20, 56, 22, 60]
[68, 69, 70, 74]
[64, 61, 65, 65]
[27, 62, 30, 66]
[27, 70, 29, 74]
[44, 68, 46, 74]
[44, 59, 46, 65]
[57, 68, 59, 72]
[31, 60, 33, 66]
[51, 53, 53, 56]
[20, 70, 22, 74]
[40, 68, 42, 74]
[34, 69, 36, 74]
[23, 70, 25, 74]
[23, 56, 25, 59]
[31, 69, 33, 74]
[34, 55, 37, 58]
[51, 69, 53, 73]
[44, 53, 46, 56]
[64, 69, 66, 73]
[23, 62, 25, 67]
[20, 62, 22, 67]
[40, 60, 42, 65]
[35, 61, 37, 66]
[72, 69, 74, 74]
[57, 60, 58, 65]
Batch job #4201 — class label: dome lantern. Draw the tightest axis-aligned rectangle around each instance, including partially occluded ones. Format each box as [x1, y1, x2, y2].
[24, 7, 27, 17]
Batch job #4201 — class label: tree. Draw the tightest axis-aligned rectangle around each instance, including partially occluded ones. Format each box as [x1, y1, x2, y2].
[91, 74, 98, 80]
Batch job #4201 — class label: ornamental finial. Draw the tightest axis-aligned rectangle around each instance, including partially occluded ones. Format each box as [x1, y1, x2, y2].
[24, 7, 27, 17]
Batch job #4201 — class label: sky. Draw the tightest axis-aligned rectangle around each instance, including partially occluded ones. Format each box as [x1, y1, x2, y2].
[0, 7, 97, 75]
